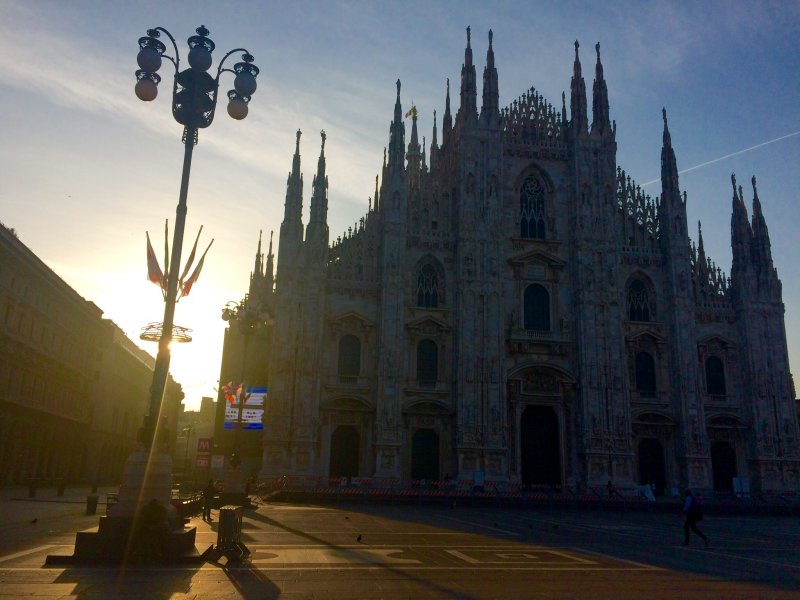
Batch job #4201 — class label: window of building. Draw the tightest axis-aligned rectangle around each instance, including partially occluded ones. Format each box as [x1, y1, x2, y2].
[416, 264, 439, 308]
[635, 352, 656, 397]
[520, 176, 546, 239]
[628, 279, 652, 322]
[523, 284, 550, 331]
[337, 335, 361, 377]
[417, 339, 438, 385]
[705, 356, 726, 396]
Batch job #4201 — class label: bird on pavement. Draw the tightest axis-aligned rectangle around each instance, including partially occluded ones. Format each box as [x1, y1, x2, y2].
[30, 518, 38, 524]
[356, 534, 362, 543]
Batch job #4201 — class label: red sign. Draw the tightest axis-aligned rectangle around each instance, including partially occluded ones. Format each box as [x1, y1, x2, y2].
[197, 438, 212, 453]
[195, 455, 210, 469]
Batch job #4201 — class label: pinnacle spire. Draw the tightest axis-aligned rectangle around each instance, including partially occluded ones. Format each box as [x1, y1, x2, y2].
[387, 79, 406, 173]
[458, 26, 477, 126]
[660, 108, 680, 203]
[750, 174, 774, 270]
[443, 78, 453, 145]
[480, 29, 499, 125]
[407, 107, 421, 173]
[307, 130, 329, 243]
[591, 42, 611, 137]
[265, 230, 274, 286]
[570, 40, 588, 134]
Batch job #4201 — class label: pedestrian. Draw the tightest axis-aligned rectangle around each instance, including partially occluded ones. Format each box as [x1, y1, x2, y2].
[682, 488, 709, 547]
[202, 479, 216, 522]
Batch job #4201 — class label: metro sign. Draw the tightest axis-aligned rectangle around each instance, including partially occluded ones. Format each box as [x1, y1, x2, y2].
[197, 438, 212, 453]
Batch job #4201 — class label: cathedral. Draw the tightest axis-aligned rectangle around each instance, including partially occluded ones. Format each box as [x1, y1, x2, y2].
[224, 28, 800, 493]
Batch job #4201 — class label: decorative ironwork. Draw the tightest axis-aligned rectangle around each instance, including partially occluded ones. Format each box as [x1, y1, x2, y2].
[140, 322, 193, 343]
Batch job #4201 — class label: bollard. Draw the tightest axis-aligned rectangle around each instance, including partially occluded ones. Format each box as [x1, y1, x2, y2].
[86, 495, 99, 515]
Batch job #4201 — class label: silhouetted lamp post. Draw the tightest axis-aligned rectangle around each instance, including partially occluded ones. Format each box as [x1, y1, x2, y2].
[134, 25, 259, 450]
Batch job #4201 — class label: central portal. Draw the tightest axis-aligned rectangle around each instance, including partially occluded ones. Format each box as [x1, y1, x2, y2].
[520, 405, 560, 486]
[329, 425, 359, 478]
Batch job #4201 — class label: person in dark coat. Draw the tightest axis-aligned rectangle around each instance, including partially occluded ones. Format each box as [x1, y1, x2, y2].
[682, 488, 709, 547]
[202, 480, 216, 521]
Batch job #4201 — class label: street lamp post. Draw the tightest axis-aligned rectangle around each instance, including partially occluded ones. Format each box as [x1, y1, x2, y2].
[220, 298, 272, 503]
[135, 25, 259, 450]
[45, 24, 260, 566]
[182, 425, 194, 482]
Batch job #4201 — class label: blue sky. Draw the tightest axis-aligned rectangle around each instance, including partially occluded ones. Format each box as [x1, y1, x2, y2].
[1, 1, 798, 410]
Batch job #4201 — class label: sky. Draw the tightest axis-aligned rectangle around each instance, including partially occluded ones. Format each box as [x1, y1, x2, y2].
[1, 1, 798, 411]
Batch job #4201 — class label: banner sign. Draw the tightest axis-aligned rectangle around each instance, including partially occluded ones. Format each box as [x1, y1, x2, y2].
[223, 386, 266, 430]
[195, 455, 210, 468]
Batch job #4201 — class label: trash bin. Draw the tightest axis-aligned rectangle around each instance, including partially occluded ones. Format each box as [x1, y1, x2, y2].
[86, 495, 99, 515]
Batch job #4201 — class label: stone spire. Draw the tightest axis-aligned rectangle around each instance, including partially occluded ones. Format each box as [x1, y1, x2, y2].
[388, 79, 406, 174]
[306, 130, 329, 245]
[253, 228, 263, 278]
[277, 129, 304, 277]
[429, 109, 438, 171]
[591, 42, 611, 137]
[443, 78, 453, 146]
[570, 40, 588, 135]
[406, 106, 421, 174]
[750, 175, 774, 271]
[660, 108, 680, 205]
[458, 26, 477, 127]
[480, 29, 499, 125]
[265, 230, 274, 288]
[730, 173, 753, 280]
[696, 221, 708, 280]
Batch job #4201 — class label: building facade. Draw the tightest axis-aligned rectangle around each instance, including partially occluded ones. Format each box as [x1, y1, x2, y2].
[0, 223, 183, 485]
[234, 31, 800, 492]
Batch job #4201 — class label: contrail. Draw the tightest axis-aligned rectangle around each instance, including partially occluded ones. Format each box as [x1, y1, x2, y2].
[640, 130, 800, 187]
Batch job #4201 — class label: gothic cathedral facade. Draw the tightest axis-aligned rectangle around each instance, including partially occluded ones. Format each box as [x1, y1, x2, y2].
[239, 29, 800, 492]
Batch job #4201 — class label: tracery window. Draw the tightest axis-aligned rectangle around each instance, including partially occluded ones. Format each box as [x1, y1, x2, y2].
[520, 176, 546, 239]
[628, 279, 653, 322]
[417, 339, 438, 385]
[635, 352, 656, 397]
[523, 284, 550, 331]
[705, 356, 726, 396]
[337, 334, 361, 377]
[416, 264, 439, 308]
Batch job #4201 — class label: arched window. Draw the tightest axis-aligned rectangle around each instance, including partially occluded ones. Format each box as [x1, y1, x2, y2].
[628, 279, 652, 322]
[635, 352, 656, 397]
[520, 176, 546, 239]
[416, 264, 439, 308]
[417, 339, 438, 385]
[705, 356, 726, 396]
[337, 335, 361, 377]
[524, 284, 550, 331]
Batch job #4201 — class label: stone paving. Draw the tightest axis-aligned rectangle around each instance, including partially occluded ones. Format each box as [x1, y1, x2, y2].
[1, 485, 799, 599]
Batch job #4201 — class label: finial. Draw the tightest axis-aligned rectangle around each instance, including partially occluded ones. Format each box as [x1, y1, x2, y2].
[467, 26, 471, 47]
[320, 129, 326, 150]
[269, 230, 274, 247]
[562, 91, 566, 107]
[731, 173, 737, 193]
[751, 175, 758, 194]
[662, 107, 667, 126]
[368, 197, 372, 211]
[396, 79, 401, 96]
[446, 78, 450, 93]
[738, 185, 743, 202]
[295, 129, 301, 150]
[596, 42, 600, 59]
[574, 39, 579, 58]
[488, 29, 493, 47]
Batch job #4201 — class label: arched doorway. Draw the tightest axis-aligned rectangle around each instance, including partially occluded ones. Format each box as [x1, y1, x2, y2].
[710, 441, 737, 492]
[329, 425, 359, 478]
[638, 438, 666, 495]
[520, 406, 560, 487]
[411, 428, 439, 481]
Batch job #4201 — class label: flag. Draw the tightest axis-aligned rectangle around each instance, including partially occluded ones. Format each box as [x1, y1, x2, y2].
[146, 232, 165, 292]
[179, 239, 214, 299]
[404, 105, 417, 119]
[222, 382, 237, 404]
[179, 225, 203, 285]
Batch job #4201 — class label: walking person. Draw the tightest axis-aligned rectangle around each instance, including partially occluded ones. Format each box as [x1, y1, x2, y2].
[682, 488, 709, 547]
[202, 479, 216, 522]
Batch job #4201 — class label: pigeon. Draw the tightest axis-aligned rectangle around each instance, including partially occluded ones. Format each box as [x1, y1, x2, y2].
[356, 534, 362, 543]
[30, 518, 37, 524]
[345, 516, 350, 520]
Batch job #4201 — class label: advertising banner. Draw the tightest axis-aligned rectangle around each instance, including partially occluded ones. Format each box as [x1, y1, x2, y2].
[223, 386, 266, 430]
[195, 455, 210, 469]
